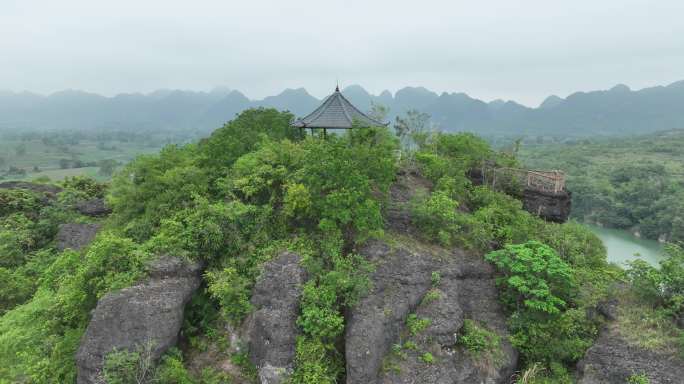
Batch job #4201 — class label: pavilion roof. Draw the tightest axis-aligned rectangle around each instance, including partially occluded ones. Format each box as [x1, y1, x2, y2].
[292, 86, 388, 129]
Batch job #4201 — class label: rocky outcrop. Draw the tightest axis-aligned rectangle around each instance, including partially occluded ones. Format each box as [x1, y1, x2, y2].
[385, 170, 432, 234]
[346, 240, 517, 384]
[0, 181, 63, 197]
[76, 198, 112, 217]
[577, 326, 684, 384]
[522, 189, 571, 223]
[76, 256, 202, 384]
[55, 223, 101, 251]
[245, 251, 307, 384]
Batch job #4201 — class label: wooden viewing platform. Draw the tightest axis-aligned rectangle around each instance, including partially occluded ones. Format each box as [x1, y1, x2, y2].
[483, 167, 566, 194]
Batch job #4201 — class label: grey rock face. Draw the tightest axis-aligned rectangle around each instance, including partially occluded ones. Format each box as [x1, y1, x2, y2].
[577, 326, 684, 384]
[522, 189, 571, 223]
[596, 298, 619, 321]
[75, 256, 202, 384]
[55, 223, 101, 251]
[0, 181, 63, 197]
[385, 170, 433, 235]
[346, 240, 517, 384]
[76, 198, 112, 217]
[345, 241, 439, 383]
[246, 251, 306, 384]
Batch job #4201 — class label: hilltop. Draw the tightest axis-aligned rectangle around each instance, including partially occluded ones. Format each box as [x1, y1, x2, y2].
[1, 109, 682, 383]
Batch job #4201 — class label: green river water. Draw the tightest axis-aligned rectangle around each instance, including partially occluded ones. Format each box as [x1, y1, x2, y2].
[585, 224, 665, 267]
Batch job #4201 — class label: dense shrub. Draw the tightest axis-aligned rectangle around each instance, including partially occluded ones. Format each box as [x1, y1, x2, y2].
[205, 267, 253, 324]
[60, 175, 108, 199]
[0, 109, 620, 382]
[457, 319, 503, 366]
[289, 337, 342, 384]
[486, 241, 576, 314]
[198, 108, 300, 171]
[626, 243, 684, 315]
[410, 190, 462, 246]
[0, 234, 150, 382]
[0, 189, 42, 217]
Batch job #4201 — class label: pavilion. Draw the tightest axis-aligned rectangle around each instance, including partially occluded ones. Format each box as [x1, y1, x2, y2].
[292, 86, 388, 136]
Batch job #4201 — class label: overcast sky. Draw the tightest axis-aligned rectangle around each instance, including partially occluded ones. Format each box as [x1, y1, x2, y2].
[2, 0, 684, 106]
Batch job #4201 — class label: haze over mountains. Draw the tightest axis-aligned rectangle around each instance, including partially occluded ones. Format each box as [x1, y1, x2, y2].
[2, 80, 684, 137]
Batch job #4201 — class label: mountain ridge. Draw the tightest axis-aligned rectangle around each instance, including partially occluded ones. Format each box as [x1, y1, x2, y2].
[2, 81, 684, 137]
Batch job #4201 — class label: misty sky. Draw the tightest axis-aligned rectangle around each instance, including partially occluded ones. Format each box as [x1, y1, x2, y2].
[2, 0, 684, 106]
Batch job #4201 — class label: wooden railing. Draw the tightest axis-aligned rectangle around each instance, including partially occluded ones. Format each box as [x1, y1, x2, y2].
[483, 167, 566, 193]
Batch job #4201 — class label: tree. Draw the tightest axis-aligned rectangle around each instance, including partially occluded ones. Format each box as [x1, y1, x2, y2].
[199, 108, 300, 171]
[368, 102, 389, 122]
[485, 241, 576, 314]
[15, 144, 26, 156]
[98, 159, 118, 177]
[394, 109, 431, 150]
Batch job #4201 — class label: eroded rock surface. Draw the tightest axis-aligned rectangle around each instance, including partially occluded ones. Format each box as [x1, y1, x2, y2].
[76, 198, 112, 217]
[522, 189, 571, 223]
[56, 223, 101, 251]
[245, 251, 307, 384]
[577, 326, 684, 384]
[76, 256, 202, 384]
[346, 240, 517, 384]
[385, 170, 432, 234]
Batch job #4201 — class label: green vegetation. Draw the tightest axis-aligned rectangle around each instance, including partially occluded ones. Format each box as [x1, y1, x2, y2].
[1, 107, 667, 383]
[421, 289, 441, 305]
[419, 352, 434, 364]
[486, 241, 575, 315]
[626, 244, 684, 315]
[457, 320, 502, 358]
[619, 244, 684, 356]
[103, 345, 230, 384]
[628, 373, 650, 384]
[520, 130, 684, 241]
[457, 319, 504, 370]
[406, 314, 431, 336]
[430, 271, 441, 286]
[0, 130, 182, 182]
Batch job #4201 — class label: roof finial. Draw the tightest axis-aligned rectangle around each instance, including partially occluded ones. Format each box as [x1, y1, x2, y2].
[335, 79, 339, 92]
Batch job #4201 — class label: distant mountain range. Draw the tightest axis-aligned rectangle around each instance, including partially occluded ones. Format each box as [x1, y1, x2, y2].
[2, 81, 684, 137]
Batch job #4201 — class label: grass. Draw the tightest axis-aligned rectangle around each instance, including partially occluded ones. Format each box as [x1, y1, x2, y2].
[616, 293, 681, 354]
[0, 138, 165, 182]
[406, 314, 431, 336]
[457, 319, 505, 372]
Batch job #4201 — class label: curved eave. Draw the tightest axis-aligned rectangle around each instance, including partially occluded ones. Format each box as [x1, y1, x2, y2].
[291, 89, 389, 129]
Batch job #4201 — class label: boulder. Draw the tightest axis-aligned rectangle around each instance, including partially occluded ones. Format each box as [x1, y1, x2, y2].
[245, 251, 307, 384]
[55, 223, 101, 251]
[346, 240, 517, 384]
[522, 189, 571, 223]
[577, 326, 684, 384]
[76, 198, 112, 217]
[75, 256, 202, 384]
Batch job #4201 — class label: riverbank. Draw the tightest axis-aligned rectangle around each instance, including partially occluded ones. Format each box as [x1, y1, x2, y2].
[585, 224, 664, 266]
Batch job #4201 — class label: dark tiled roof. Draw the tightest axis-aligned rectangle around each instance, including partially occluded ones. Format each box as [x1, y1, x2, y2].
[292, 87, 388, 129]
